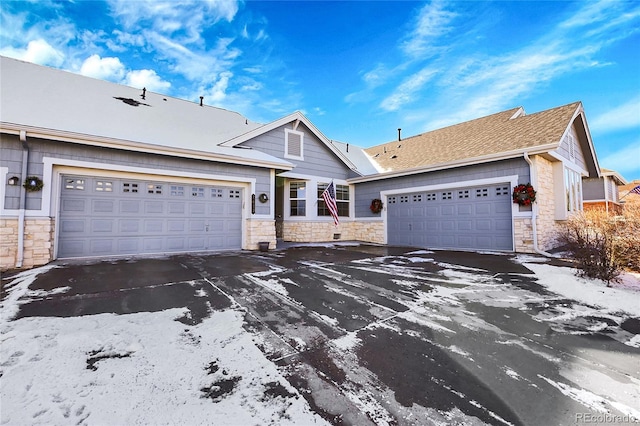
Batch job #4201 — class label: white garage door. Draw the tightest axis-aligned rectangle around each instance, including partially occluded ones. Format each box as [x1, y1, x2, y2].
[387, 183, 513, 251]
[58, 175, 243, 258]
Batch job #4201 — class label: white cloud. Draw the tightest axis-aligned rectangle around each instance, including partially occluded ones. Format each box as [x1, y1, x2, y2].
[207, 71, 233, 103]
[599, 140, 640, 176]
[125, 69, 171, 92]
[0, 39, 64, 67]
[79, 54, 125, 81]
[590, 97, 640, 134]
[401, 1, 457, 58]
[380, 67, 438, 111]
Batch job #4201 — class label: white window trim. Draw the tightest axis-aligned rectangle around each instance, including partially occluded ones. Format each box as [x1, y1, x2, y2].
[283, 177, 352, 222]
[288, 180, 307, 217]
[284, 128, 304, 160]
[317, 182, 350, 218]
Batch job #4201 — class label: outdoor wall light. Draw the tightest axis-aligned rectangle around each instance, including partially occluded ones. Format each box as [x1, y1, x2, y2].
[7, 176, 19, 186]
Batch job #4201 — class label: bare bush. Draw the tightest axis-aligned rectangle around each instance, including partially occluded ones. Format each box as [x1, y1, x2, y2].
[558, 205, 640, 285]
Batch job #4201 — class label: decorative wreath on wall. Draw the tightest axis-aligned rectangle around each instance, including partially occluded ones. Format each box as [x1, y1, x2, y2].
[23, 176, 44, 192]
[370, 198, 383, 214]
[512, 183, 536, 206]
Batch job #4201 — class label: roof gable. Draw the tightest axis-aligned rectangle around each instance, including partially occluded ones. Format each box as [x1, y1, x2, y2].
[220, 111, 360, 174]
[365, 102, 587, 174]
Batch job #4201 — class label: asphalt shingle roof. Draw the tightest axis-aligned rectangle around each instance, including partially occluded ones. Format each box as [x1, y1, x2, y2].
[365, 102, 581, 173]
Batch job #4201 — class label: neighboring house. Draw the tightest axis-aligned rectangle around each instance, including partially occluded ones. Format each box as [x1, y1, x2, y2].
[1, 57, 601, 270]
[583, 168, 627, 214]
[619, 180, 640, 207]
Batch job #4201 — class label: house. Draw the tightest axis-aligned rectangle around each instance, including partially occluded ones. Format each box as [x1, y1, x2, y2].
[1, 57, 602, 270]
[583, 168, 627, 214]
[619, 180, 640, 207]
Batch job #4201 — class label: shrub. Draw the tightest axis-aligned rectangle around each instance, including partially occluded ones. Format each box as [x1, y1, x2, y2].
[558, 204, 640, 285]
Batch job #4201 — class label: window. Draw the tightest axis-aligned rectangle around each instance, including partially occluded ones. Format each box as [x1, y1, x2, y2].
[211, 188, 223, 198]
[147, 184, 162, 194]
[388, 196, 397, 204]
[229, 189, 241, 199]
[565, 167, 582, 213]
[285, 129, 304, 160]
[413, 194, 422, 203]
[442, 192, 452, 200]
[123, 182, 138, 193]
[476, 188, 488, 198]
[191, 187, 204, 197]
[496, 186, 509, 196]
[426, 193, 437, 201]
[458, 190, 469, 199]
[95, 181, 112, 192]
[290, 181, 306, 216]
[317, 183, 350, 217]
[400, 195, 409, 203]
[65, 178, 85, 190]
[170, 185, 184, 196]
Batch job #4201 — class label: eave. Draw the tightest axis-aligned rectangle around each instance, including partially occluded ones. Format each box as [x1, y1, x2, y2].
[1, 122, 294, 171]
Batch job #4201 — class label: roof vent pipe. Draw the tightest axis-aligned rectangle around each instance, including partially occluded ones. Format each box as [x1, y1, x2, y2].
[199, 96, 204, 106]
[398, 128, 402, 141]
[142, 87, 146, 100]
[346, 143, 349, 153]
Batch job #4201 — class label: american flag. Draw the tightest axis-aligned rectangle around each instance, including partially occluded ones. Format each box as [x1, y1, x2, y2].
[322, 181, 339, 226]
[631, 185, 640, 195]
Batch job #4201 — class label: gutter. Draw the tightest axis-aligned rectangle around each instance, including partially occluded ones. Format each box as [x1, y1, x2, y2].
[16, 130, 28, 268]
[523, 152, 554, 257]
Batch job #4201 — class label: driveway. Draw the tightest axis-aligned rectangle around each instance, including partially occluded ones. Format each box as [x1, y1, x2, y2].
[2, 244, 639, 425]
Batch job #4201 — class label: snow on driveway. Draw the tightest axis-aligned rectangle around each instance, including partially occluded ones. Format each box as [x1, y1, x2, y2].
[1, 246, 639, 425]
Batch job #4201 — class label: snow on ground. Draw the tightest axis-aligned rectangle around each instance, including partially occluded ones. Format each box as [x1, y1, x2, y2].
[517, 261, 640, 317]
[0, 271, 327, 426]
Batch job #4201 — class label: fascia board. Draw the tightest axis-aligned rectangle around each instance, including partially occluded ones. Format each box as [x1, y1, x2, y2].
[348, 145, 558, 184]
[1, 122, 294, 170]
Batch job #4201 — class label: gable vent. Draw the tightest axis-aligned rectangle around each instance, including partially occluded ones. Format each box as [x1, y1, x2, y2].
[285, 129, 304, 160]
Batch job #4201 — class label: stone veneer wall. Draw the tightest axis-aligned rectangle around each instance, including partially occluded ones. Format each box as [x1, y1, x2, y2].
[245, 219, 277, 250]
[513, 217, 535, 253]
[533, 155, 562, 251]
[282, 220, 384, 245]
[1, 217, 54, 270]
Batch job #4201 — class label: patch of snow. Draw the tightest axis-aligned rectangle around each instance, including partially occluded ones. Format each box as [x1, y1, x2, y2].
[521, 262, 640, 317]
[0, 309, 327, 425]
[0, 264, 59, 323]
[331, 332, 361, 351]
[503, 367, 521, 380]
[538, 375, 640, 419]
[626, 334, 640, 348]
[436, 262, 487, 272]
[405, 250, 435, 255]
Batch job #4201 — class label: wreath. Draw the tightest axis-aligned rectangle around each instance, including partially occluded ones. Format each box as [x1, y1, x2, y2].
[370, 198, 383, 214]
[23, 176, 44, 192]
[512, 183, 536, 206]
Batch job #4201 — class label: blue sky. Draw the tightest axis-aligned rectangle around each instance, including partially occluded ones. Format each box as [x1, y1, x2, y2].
[1, 0, 639, 181]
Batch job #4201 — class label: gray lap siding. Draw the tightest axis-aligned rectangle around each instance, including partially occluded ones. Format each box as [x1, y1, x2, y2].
[238, 123, 352, 180]
[1, 134, 272, 214]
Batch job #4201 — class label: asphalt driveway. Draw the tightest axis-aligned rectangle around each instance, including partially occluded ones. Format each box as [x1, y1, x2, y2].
[2, 244, 639, 425]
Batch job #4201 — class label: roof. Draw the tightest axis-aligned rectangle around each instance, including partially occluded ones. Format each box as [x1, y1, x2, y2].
[600, 168, 627, 186]
[364, 102, 585, 174]
[0, 56, 292, 169]
[329, 140, 381, 176]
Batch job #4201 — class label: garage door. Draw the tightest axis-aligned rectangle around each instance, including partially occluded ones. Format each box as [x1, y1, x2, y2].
[58, 175, 243, 258]
[387, 184, 513, 251]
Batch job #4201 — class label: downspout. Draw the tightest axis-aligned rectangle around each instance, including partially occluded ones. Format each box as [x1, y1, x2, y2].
[16, 130, 28, 268]
[523, 152, 554, 257]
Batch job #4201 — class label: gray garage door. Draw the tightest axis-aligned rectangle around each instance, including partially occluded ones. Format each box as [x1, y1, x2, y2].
[58, 175, 243, 258]
[387, 183, 513, 251]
